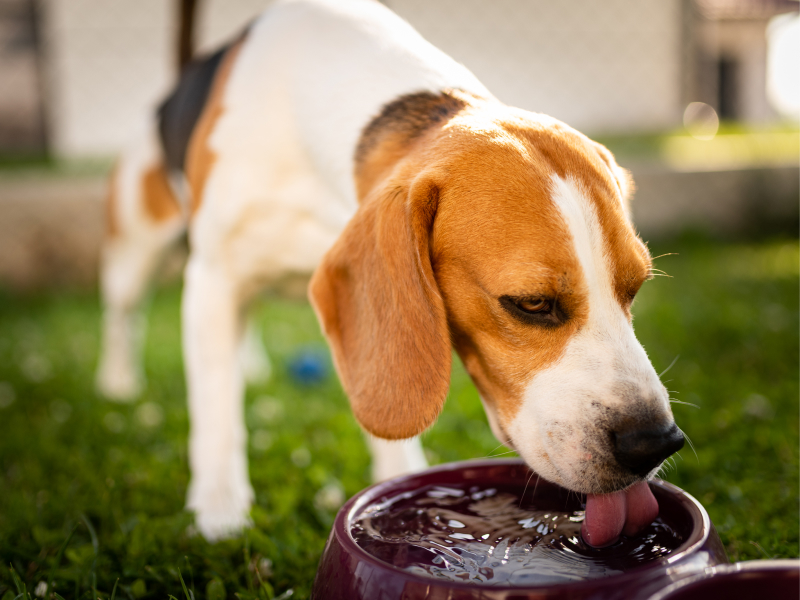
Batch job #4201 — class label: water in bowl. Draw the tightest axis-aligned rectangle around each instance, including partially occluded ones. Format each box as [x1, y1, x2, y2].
[351, 482, 684, 586]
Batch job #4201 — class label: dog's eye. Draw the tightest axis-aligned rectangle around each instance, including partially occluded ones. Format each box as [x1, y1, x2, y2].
[517, 298, 550, 314]
[499, 295, 563, 327]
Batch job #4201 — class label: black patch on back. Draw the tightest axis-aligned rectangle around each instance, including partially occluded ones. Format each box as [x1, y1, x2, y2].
[157, 45, 230, 174]
[354, 90, 470, 171]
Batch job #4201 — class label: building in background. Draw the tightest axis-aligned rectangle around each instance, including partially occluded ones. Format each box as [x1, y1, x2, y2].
[0, 0, 46, 154]
[689, 0, 799, 122]
[0, 0, 796, 158]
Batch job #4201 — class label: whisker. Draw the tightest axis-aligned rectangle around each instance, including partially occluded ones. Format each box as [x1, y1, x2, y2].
[488, 449, 518, 458]
[651, 253, 678, 261]
[485, 442, 514, 458]
[520, 469, 535, 509]
[531, 473, 541, 503]
[681, 429, 699, 463]
[659, 355, 680, 378]
[669, 399, 700, 409]
[564, 487, 576, 511]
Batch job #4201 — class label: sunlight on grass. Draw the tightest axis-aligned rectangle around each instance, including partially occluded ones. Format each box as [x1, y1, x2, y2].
[595, 124, 800, 170]
[662, 131, 799, 171]
[0, 236, 797, 598]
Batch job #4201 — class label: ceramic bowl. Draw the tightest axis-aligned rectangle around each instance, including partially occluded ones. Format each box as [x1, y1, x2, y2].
[648, 559, 800, 600]
[311, 458, 728, 599]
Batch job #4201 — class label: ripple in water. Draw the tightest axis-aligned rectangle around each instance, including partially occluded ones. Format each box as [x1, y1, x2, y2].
[351, 483, 683, 585]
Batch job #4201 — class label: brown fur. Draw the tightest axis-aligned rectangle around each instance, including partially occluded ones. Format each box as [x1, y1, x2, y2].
[309, 168, 451, 440]
[310, 94, 652, 439]
[354, 90, 473, 199]
[184, 39, 244, 215]
[142, 163, 181, 222]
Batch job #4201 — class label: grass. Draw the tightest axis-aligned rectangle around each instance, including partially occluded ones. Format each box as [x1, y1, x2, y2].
[1, 123, 797, 181]
[0, 235, 797, 598]
[0, 155, 113, 180]
[593, 122, 799, 170]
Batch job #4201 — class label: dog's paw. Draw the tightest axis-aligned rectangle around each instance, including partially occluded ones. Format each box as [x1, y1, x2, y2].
[193, 507, 254, 542]
[187, 477, 255, 542]
[95, 363, 143, 402]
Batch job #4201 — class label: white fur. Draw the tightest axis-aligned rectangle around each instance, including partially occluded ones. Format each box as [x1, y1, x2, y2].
[96, 123, 184, 401]
[367, 436, 429, 483]
[509, 176, 670, 494]
[182, 259, 255, 538]
[182, 0, 489, 540]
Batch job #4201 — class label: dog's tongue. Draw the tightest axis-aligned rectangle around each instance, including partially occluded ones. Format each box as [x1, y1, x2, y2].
[581, 481, 658, 548]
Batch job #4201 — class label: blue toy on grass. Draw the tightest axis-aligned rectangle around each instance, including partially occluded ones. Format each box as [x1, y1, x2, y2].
[288, 348, 329, 385]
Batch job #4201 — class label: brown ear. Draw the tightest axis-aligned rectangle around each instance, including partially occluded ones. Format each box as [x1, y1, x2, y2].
[309, 174, 451, 440]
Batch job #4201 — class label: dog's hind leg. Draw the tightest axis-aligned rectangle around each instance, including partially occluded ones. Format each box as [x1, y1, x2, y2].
[183, 257, 254, 540]
[239, 318, 271, 386]
[96, 128, 184, 401]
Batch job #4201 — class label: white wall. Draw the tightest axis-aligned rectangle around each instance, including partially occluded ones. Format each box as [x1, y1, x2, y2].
[42, 0, 273, 157]
[385, 0, 684, 134]
[42, 0, 683, 158]
[42, 0, 173, 156]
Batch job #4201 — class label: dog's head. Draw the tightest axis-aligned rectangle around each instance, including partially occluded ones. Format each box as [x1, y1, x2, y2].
[309, 97, 682, 496]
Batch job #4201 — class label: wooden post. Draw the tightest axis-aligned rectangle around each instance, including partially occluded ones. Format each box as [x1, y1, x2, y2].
[178, 0, 199, 71]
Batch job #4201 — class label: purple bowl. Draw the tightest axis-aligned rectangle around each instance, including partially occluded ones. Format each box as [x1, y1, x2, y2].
[648, 560, 800, 600]
[312, 458, 728, 599]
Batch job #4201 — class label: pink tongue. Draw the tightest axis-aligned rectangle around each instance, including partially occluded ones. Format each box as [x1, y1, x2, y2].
[581, 481, 658, 548]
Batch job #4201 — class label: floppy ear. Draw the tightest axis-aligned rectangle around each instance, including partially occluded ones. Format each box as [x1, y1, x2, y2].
[309, 174, 451, 440]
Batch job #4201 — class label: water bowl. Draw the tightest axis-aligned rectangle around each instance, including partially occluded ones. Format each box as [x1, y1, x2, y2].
[312, 458, 728, 599]
[648, 559, 800, 600]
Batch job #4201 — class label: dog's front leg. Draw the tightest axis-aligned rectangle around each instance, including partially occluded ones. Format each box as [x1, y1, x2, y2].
[367, 435, 429, 482]
[183, 257, 253, 541]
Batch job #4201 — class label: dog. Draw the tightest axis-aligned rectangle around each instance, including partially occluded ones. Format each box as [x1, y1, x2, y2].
[96, 0, 684, 546]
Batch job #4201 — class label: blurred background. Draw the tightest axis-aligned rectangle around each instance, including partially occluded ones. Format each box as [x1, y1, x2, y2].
[0, 0, 797, 288]
[0, 1, 797, 598]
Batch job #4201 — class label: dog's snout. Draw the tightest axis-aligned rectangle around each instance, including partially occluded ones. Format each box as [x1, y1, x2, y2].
[612, 422, 685, 477]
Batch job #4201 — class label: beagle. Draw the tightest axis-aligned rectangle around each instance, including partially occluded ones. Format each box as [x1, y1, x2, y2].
[96, 0, 684, 546]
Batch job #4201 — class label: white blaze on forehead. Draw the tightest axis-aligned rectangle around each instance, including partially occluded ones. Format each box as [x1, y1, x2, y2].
[549, 174, 616, 325]
[502, 175, 670, 493]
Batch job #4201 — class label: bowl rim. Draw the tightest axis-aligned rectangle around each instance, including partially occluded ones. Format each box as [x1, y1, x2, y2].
[333, 457, 713, 593]
[646, 559, 800, 600]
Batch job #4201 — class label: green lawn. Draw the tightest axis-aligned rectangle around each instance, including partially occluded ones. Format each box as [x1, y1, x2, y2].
[0, 235, 797, 599]
[593, 123, 799, 170]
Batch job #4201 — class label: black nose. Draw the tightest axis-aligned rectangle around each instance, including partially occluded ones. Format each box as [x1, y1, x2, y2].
[613, 422, 685, 476]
